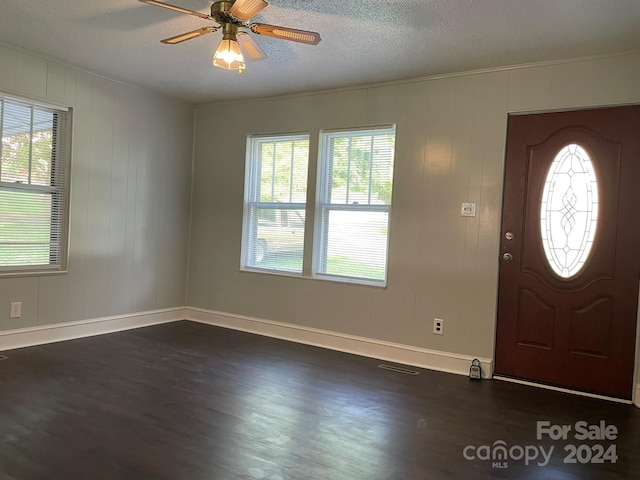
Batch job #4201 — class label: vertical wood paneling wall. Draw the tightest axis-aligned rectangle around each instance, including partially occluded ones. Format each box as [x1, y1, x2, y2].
[0, 44, 194, 331]
[189, 53, 640, 366]
[1, 40, 639, 390]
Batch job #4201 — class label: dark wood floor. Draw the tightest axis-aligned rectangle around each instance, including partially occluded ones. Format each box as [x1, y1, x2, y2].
[0, 321, 638, 479]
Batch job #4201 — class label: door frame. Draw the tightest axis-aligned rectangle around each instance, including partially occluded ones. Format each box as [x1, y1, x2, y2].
[492, 103, 640, 406]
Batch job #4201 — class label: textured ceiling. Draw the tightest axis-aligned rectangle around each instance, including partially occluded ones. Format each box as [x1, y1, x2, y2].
[0, 1, 639, 104]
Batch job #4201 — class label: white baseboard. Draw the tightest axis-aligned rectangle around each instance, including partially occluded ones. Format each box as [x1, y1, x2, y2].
[0, 304, 632, 405]
[635, 384, 640, 408]
[0, 307, 186, 352]
[186, 307, 493, 378]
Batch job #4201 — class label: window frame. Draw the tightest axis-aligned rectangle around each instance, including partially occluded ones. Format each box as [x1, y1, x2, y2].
[239, 125, 396, 287]
[240, 132, 310, 275]
[313, 125, 396, 287]
[0, 94, 72, 277]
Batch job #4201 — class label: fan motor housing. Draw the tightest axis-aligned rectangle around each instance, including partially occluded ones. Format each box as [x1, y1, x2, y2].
[211, 1, 241, 25]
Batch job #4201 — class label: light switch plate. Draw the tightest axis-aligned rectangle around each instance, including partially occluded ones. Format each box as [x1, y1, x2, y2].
[461, 202, 477, 217]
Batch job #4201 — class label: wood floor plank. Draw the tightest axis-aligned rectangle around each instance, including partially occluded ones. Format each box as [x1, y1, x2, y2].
[0, 320, 638, 479]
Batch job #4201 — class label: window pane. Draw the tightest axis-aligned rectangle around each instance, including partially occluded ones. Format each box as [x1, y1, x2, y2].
[259, 142, 275, 202]
[30, 128, 53, 186]
[328, 132, 394, 206]
[257, 138, 309, 203]
[540, 144, 598, 278]
[273, 141, 293, 202]
[291, 140, 308, 203]
[329, 137, 348, 204]
[371, 134, 395, 204]
[2, 102, 31, 184]
[323, 210, 389, 281]
[248, 207, 305, 273]
[0, 190, 53, 266]
[347, 136, 372, 203]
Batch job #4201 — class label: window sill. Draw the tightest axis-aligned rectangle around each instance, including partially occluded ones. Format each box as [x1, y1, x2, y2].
[0, 269, 68, 278]
[312, 273, 387, 288]
[239, 267, 387, 289]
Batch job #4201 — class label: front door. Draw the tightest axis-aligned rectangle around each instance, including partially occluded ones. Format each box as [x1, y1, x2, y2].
[494, 105, 640, 399]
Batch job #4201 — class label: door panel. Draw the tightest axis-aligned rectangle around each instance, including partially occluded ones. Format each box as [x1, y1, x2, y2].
[495, 105, 640, 399]
[515, 288, 555, 350]
[569, 296, 612, 358]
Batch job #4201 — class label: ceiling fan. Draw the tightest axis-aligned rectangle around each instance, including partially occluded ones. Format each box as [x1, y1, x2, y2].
[139, 0, 321, 73]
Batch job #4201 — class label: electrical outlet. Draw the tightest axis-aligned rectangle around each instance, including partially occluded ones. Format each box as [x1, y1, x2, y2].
[433, 318, 444, 335]
[10, 302, 22, 319]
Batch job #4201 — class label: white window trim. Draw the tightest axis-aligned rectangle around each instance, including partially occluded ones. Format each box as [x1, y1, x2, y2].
[240, 133, 310, 274]
[312, 125, 396, 287]
[0, 94, 72, 277]
[240, 125, 396, 288]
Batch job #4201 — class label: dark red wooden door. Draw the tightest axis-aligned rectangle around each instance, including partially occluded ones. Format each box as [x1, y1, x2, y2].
[495, 106, 640, 399]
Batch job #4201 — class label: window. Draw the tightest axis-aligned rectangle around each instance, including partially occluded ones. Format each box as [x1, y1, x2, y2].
[315, 126, 396, 284]
[0, 96, 71, 274]
[240, 126, 396, 286]
[540, 143, 598, 278]
[241, 134, 309, 273]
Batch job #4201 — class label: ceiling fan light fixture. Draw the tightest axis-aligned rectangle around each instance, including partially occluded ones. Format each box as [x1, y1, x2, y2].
[213, 23, 246, 72]
[213, 37, 246, 72]
[140, 0, 321, 71]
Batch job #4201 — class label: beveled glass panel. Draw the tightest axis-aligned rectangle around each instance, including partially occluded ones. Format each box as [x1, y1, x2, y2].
[540, 144, 598, 278]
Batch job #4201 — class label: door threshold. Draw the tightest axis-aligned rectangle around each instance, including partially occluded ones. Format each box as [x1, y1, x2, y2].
[492, 375, 633, 405]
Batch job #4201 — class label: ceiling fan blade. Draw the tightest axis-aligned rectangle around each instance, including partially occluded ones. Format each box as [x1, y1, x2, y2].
[138, 0, 211, 20]
[229, 0, 268, 21]
[161, 27, 217, 44]
[250, 24, 321, 45]
[237, 32, 266, 61]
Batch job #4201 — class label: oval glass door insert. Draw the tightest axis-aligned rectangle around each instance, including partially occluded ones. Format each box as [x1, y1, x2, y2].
[540, 144, 599, 278]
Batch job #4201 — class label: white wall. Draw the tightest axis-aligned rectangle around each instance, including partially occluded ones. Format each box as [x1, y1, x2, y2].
[0, 43, 194, 331]
[1, 41, 638, 398]
[189, 53, 640, 371]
